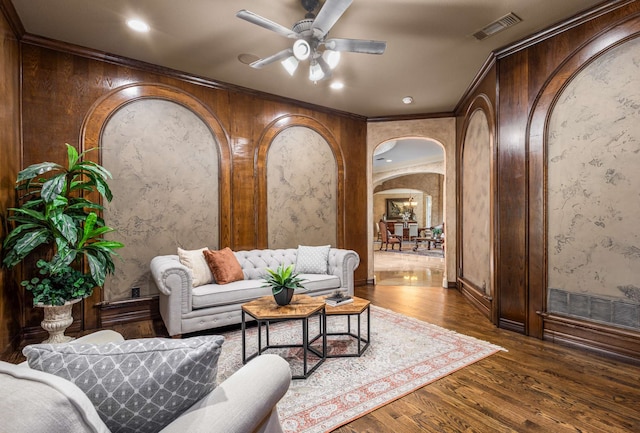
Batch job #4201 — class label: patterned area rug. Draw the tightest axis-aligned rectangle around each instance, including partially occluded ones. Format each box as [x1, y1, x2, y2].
[216, 306, 504, 433]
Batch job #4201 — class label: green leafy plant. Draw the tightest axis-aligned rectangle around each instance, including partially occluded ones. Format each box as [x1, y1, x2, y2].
[432, 227, 443, 237]
[262, 264, 305, 295]
[2, 144, 124, 306]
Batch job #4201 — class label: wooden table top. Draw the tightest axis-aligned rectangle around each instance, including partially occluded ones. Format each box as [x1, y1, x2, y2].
[323, 296, 370, 315]
[242, 294, 325, 320]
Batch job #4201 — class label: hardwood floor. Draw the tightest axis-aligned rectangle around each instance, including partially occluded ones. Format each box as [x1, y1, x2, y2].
[4, 284, 639, 432]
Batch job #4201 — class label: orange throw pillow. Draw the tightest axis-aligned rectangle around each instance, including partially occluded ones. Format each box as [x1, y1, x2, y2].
[203, 248, 244, 285]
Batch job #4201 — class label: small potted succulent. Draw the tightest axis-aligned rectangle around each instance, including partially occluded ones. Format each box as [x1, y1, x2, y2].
[262, 264, 305, 306]
[2, 144, 124, 342]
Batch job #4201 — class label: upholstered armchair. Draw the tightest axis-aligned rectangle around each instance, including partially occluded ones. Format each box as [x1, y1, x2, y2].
[1, 330, 291, 433]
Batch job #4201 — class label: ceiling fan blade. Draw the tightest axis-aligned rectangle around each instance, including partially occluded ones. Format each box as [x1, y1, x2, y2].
[236, 9, 298, 39]
[311, 0, 353, 39]
[250, 49, 294, 69]
[325, 38, 387, 54]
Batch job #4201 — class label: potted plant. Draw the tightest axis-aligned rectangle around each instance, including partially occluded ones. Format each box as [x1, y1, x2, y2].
[2, 144, 124, 343]
[262, 264, 305, 306]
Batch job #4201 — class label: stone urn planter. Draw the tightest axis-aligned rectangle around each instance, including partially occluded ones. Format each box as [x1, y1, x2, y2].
[39, 298, 82, 343]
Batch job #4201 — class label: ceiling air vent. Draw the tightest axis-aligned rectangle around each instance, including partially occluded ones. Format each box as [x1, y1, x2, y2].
[473, 12, 522, 41]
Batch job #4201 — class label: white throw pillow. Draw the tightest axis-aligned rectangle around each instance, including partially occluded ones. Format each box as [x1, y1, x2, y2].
[178, 247, 215, 286]
[295, 245, 330, 274]
[24, 335, 224, 433]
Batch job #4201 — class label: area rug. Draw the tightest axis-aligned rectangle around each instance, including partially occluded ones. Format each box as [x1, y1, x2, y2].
[374, 242, 444, 258]
[216, 306, 504, 433]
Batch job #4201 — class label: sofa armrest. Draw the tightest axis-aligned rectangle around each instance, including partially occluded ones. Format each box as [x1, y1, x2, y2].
[328, 248, 360, 296]
[151, 255, 193, 336]
[159, 354, 291, 433]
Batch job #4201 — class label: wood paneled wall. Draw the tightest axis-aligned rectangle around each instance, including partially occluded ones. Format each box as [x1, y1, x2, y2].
[13, 39, 368, 337]
[456, 0, 640, 359]
[0, 1, 21, 354]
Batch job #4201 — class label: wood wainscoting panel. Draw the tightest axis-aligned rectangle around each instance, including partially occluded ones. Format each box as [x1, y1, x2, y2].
[0, 2, 23, 355]
[99, 297, 160, 328]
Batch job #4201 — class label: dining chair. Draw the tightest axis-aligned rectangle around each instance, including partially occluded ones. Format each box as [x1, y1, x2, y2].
[393, 223, 404, 239]
[378, 221, 402, 251]
[408, 223, 419, 240]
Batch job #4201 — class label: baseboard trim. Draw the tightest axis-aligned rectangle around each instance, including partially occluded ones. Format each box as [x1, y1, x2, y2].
[499, 318, 525, 334]
[458, 278, 491, 320]
[99, 296, 160, 328]
[355, 278, 368, 287]
[542, 313, 640, 363]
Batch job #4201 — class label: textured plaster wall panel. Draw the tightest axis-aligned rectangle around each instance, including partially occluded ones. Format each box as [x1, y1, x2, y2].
[367, 118, 456, 283]
[102, 99, 219, 300]
[267, 126, 337, 248]
[461, 110, 491, 294]
[547, 36, 640, 319]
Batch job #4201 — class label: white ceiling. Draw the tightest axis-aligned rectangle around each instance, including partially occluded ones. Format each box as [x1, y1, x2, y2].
[11, 0, 607, 117]
[373, 139, 443, 173]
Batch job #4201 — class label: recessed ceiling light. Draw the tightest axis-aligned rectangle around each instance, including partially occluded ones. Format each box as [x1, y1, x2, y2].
[330, 81, 344, 90]
[127, 19, 150, 33]
[402, 96, 414, 104]
[386, 159, 392, 162]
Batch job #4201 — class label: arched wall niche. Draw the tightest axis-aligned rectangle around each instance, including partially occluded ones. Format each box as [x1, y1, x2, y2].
[255, 115, 345, 249]
[80, 83, 232, 301]
[528, 15, 640, 341]
[458, 93, 496, 322]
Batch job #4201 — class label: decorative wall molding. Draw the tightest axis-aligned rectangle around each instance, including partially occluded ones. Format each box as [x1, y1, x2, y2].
[80, 82, 233, 253]
[542, 313, 640, 364]
[458, 93, 497, 325]
[528, 15, 640, 347]
[255, 114, 346, 249]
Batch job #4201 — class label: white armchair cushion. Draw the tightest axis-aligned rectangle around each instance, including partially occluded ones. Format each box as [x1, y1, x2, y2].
[0, 360, 110, 433]
[23, 336, 225, 433]
[295, 245, 330, 274]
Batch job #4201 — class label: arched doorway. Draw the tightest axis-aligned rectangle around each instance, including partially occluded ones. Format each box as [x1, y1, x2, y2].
[372, 138, 446, 287]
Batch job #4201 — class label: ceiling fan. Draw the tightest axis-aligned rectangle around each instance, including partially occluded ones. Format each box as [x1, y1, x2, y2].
[236, 0, 386, 82]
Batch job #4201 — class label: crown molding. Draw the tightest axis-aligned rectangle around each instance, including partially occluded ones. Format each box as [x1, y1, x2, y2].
[495, 0, 635, 58]
[0, 0, 25, 37]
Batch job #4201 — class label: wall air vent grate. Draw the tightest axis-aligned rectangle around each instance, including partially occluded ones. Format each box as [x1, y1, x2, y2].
[473, 12, 522, 41]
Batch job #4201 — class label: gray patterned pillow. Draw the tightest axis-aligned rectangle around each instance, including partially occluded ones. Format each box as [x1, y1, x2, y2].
[23, 335, 224, 433]
[295, 245, 330, 274]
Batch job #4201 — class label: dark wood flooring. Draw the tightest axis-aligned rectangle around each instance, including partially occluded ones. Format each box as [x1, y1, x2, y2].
[5, 284, 640, 432]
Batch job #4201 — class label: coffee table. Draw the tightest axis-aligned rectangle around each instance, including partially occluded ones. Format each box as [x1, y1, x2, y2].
[241, 294, 326, 379]
[313, 296, 371, 357]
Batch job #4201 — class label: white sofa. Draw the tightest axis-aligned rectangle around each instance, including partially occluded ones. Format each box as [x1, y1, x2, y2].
[151, 248, 360, 337]
[0, 330, 291, 433]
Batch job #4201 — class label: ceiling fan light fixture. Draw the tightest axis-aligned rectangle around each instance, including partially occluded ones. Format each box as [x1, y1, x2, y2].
[281, 56, 299, 76]
[322, 49, 341, 69]
[293, 39, 311, 61]
[309, 61, 325, 81]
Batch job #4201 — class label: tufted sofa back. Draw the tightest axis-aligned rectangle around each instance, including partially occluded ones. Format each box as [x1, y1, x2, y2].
[234, 249, 299, 280]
